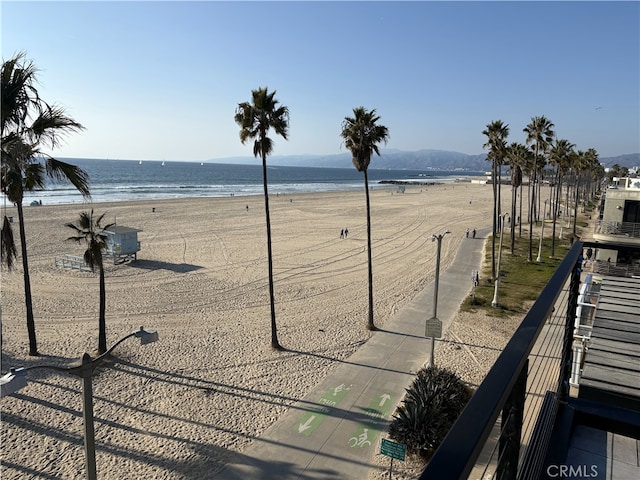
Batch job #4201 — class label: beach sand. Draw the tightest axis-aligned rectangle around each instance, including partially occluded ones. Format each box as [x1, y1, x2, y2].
[1, 183, 499, 479]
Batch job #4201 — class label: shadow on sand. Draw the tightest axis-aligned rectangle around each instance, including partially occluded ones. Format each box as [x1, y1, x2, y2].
[127, 259, 203, 273]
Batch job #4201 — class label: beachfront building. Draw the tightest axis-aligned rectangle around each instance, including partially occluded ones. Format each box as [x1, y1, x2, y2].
[592, 176, 640, 277]
[104, 225, 142, 264]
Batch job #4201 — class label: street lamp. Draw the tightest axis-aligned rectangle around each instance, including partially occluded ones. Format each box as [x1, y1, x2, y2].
[536, 199, 548, 263]
[0, 326, 158, 480]
[427, 230, 450, 367]
[492, 214, 508, 307]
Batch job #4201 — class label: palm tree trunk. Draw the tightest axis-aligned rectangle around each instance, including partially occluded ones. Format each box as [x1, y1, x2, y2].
[16, 202, 38, 355]
[364, 170, 375, 331]
[573, 174, 580, 236]
[491, 162, 497, 279]
[519, 183, 523, 238]
[262, 154, 281, 349]
[528, 159, 537, 262]
[510, 184, 516, 254]
[550, 169, 560, 258]
[98, 263, 107, 354]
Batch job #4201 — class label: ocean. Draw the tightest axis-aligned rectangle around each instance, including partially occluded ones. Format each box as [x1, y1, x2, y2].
[12, 158, 481, 206]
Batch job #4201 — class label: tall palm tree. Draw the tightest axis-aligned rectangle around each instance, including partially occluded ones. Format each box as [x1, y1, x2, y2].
[506, 142, 527, 254]
[482, 120, 509, 280]
[340, 107, 389, 331]
[572, 148, 599, 235]
[234, 87, 289, 350]
[65, 210, 114, 354]
[523, 116, 555, 262]
[583, 148, 601, 204]
[548, 139, 574, 257]
[1, 53, 90, 356]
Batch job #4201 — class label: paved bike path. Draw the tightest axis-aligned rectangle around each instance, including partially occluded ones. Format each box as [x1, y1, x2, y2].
[220, 231, 487, 479]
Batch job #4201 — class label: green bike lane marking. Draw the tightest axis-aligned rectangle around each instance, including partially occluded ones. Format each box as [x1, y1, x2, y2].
[297, 383, 352, 437]
[347, 392, 394, 448]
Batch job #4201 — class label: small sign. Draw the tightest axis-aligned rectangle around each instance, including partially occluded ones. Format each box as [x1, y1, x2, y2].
[380, 438, 406, 461]
[425, 317, 442, 339]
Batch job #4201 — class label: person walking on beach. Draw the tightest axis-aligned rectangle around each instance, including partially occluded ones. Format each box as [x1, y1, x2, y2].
[340, 229, 344, 239]
[472, 229, 476, 239]
[344, 228, 349, 238]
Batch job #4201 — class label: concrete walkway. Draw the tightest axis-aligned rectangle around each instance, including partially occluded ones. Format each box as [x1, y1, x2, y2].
[220, 230, 488, 479]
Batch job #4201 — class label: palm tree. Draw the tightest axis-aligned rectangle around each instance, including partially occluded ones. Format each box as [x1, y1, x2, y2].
[523, 116, 555, 262]
[234, 87, 289, 350]
[572, 148, 599, 235]
[1, 53, 90, 356]
[482, 120, 509, 280]
[506, 142, 527, 254]
[583, 148, 601, 204]
[548, 139, 574, 257]
[65, 210, 114, 354]
[340, 107, 389, 331]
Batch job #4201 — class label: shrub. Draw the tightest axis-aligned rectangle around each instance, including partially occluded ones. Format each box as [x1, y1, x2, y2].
[388, 366, 472, 461]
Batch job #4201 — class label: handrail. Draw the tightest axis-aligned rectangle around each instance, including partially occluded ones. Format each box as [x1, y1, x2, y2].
[419, 242, 584, 479]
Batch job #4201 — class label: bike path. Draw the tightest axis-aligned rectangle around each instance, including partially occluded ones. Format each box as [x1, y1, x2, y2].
[219, 231, 488, 479]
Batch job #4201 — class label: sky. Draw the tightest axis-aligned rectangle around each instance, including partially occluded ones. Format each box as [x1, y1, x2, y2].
[2, 1, 639, 161]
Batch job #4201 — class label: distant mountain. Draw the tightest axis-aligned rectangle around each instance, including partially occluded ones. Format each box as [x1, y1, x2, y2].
[599, 153, 640, 169]
[211, 149, 490, 172]
[209, 150, 639, 172]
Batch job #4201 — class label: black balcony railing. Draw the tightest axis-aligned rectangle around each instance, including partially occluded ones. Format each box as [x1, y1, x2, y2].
[419, 243, 585, 480]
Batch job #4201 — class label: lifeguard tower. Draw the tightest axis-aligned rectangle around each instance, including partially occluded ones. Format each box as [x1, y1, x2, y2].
[104, 225, 142, 264]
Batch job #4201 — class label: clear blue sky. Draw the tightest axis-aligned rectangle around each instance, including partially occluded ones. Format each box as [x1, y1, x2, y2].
[2, 1, 639, 161]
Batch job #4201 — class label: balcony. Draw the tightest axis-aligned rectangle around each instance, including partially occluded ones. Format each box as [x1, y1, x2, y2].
[594, 220, 640, 239]
[419, 241, 640, 480]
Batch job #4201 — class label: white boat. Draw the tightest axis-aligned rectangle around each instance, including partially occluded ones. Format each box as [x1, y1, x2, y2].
[161, 161, 165, 166]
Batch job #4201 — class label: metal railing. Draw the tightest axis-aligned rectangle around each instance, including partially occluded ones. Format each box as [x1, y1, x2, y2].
[419, 242, 585, 480]
[589, 259, 640, 278]
[594, 220, 640, 238]
[54, 254, 91, 272]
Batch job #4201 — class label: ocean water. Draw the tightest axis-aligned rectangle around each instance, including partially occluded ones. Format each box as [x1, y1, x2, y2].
[12, 158, 480, 206]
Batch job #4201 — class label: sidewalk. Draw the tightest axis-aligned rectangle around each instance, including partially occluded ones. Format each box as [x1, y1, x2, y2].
[220, 230, 488, 480]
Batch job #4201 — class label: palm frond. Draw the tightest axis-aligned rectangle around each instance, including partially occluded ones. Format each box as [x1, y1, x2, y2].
[23, 161, 46, 191]
[45, 157, 91, 198]
[1, 52, 41, 135]
[1, 215, 17, 269]
[340, 106, 389, 173]
[28, 104, 84, 148]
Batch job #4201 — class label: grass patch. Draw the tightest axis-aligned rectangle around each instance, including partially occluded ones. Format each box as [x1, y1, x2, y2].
[462, 229, 572, 318]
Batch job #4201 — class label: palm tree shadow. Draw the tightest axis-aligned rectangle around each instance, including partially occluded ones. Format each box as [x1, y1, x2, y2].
[128, 259, 203, 273]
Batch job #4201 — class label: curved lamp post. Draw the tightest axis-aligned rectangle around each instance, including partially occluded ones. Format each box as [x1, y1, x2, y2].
[428, 230, 450, 366]
[0, 326, 158, 480]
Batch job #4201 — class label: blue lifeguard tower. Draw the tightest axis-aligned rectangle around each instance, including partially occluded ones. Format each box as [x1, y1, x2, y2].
[104, 225, 142, 264]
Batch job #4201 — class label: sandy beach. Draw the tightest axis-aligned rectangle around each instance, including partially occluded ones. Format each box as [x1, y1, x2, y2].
[2, 183, 498, 479]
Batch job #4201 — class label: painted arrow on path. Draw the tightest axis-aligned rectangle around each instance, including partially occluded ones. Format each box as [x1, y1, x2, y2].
[296, 384, 353, 437]
[298, 415, 316, 433]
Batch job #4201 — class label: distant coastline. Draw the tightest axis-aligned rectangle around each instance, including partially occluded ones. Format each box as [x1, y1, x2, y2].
[9, 158, 484, 206]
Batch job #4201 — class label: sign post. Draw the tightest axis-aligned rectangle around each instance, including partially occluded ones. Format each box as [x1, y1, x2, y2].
[380, 438, 406, 479]
[425, 316, 443, 367]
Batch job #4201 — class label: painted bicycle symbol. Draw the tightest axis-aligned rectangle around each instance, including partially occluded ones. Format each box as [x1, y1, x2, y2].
[348, 429, 372, 448]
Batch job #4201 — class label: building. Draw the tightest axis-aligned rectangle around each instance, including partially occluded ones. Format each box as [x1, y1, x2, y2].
[592, 177, 640, 277]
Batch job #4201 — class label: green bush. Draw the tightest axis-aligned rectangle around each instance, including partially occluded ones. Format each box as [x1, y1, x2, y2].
[388, 366, 472, 461]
